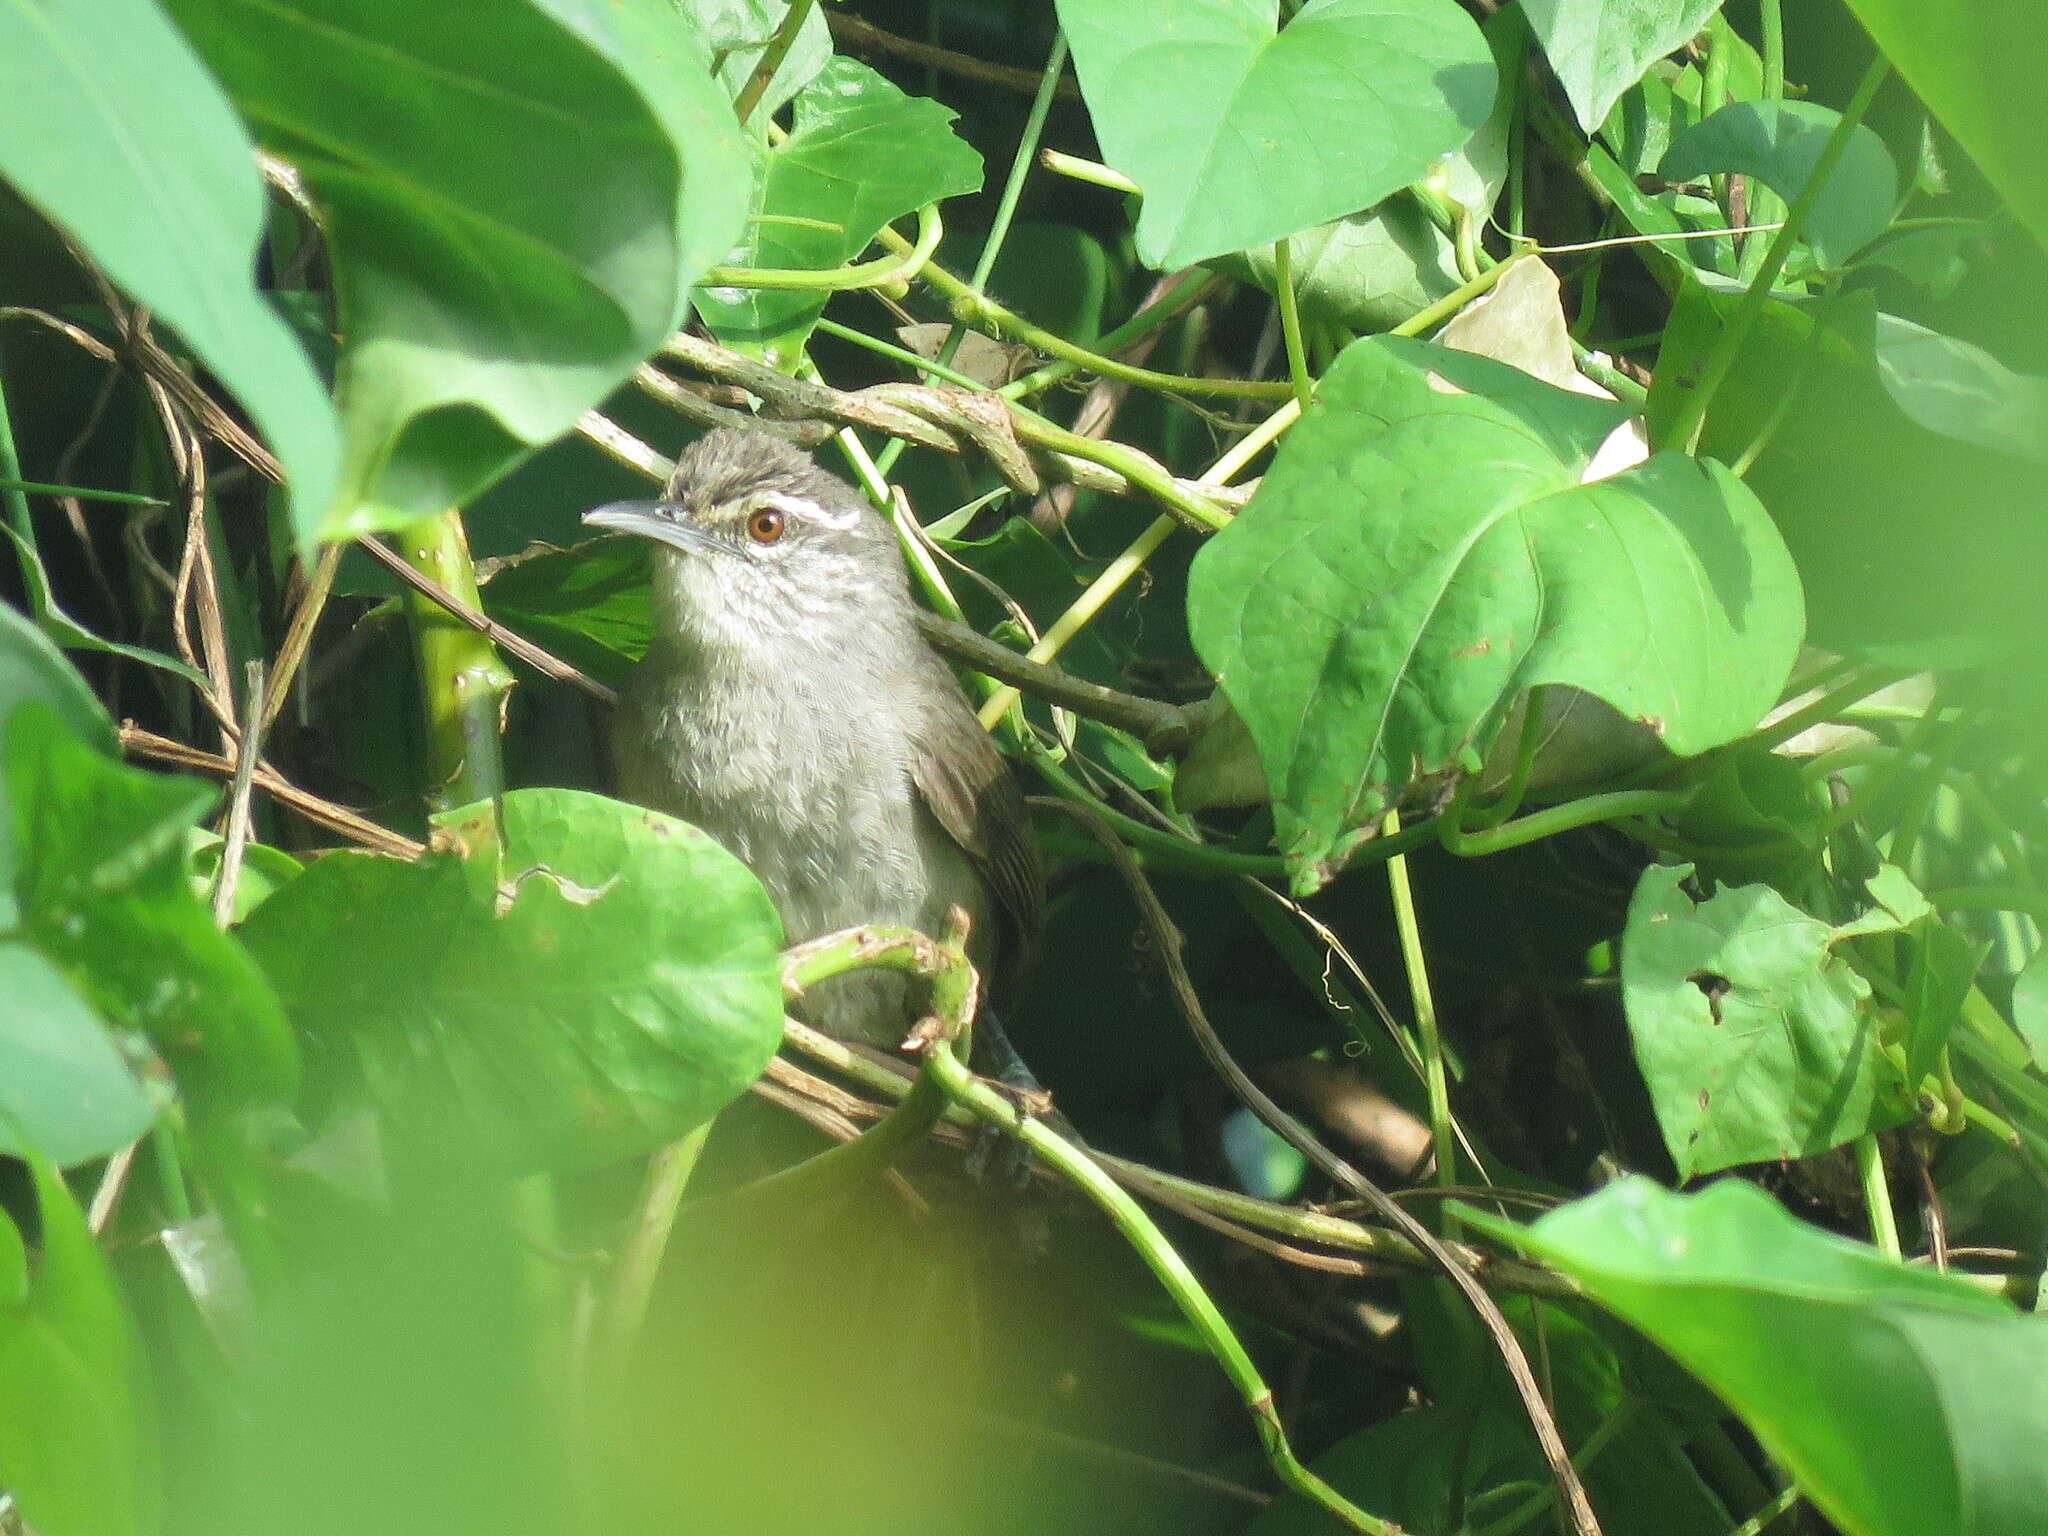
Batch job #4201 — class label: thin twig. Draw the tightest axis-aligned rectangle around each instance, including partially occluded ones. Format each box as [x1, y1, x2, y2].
[825, 12, 1083, 99]
[353, 535, 615, 704]
[210, 659, 266, 927]
[118, 724, 424, 859]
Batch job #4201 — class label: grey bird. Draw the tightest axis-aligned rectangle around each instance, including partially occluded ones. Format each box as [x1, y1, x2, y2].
[584, 428, 1043, 1053]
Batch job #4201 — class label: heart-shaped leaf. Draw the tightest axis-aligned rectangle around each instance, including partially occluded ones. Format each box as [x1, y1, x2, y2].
[239, 788, 784, 1173]
[1619, 863, 1914, 1178]
[694, 57, 984, 368]
[163, 0, 751, 536]
[1523, 0, 1726, 134]
[1464, 1177, 2048, 1536]
[0, 0, 340, 547]
[1188, 338, 1804, 890]
[1056, 0, 1495, 269]
[1660, 101, 1899, 269]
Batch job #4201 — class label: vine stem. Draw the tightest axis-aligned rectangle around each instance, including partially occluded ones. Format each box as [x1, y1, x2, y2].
[1272, 238, 1315, 412]
[392, 512, 514, 808]
[919, 1031, 1397, 1534]
[731, 0, 817, 125]
[1856, 1135, 1903, 1259]
[1384, 809, 1456, 1193]
[1655, 56, 1890, 454]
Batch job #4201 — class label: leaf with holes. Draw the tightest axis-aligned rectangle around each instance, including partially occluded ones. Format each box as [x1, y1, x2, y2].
[1055, 0, 1494, 268]
[239, 788, 784, 1173]
[1619, 863, 1913, 1178]
[1187, 337, 1803, 892]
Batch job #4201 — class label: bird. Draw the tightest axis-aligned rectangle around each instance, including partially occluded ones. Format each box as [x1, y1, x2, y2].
[583, 427, 1043, 1057]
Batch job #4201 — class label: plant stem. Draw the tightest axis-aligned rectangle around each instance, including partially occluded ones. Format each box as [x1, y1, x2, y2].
[1728, 1486, 1800, 1536]
[702, 201, 944, 291]
[601, 1120, 713, 1350]
[1272, 239, 1315, 412]
[0, 478, 166, 506]
[1441, 788, 1697, 857]
[393, 513, 513, 808]
[731, 0, 816, 125]
[1856, 1134, 1902, 1259]
[0, 369, 32, 542]
[919, 1037, 1397, 1535]
[1384, 810, 1455, 1192]
[973, 399, 1298, 728]
[1000, 270, 1218, 400]
[1039, 148, 1140, 194]
[1656, 57, 1891, 453]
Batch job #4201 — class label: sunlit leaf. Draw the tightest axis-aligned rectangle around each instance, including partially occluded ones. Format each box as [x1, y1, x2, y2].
[1188, 337, 1802, 891]
[1056, 0, 1494, 268]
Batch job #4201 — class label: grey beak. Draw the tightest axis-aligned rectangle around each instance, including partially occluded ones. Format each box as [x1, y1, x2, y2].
[581, 500, 731, 558]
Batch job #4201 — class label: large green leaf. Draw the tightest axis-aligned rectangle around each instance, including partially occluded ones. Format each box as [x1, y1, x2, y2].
[162, 0, 751, 536]
[693, 56, 984, 369]
[1619, 863, 1914, 1177]
[1055, 0, 1495, 269]
[1464, 1177, 2048, 1536]
[1842, 0, 2048, 252]
[5, 705, 299, 1126]
[239, 788, 785, 1173]
[0, 0, 339, 547]
[1187, 337, 1804, 891]
[0, 1156, 156, 1536]
[1660, 101, 1899, 269]
[1522, 0, 1725, 133]
[0, 601, 113, 778]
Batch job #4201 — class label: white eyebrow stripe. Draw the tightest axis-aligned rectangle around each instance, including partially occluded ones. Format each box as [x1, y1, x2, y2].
[757, 491, 859, 530]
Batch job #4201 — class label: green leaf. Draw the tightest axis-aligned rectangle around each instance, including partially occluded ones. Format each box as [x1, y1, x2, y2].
[239, 788, 785, 1173]
[1870, 314, 2048, 463]
[1897, 920, 1982, 1086]
[480, 535, 653, 694]
[0, 944, 155, 1167]
[1648, 280, 2048, 655]
[1187, 338, 1803, 891]
[6, 703, 299, 1124]
[1210, 200, 1463, 334]
[1522, 0, 1725, 134]
[2015, 948, 2048, 1067]
[1055, 0, 1495, 269]
[693, 57, 983, 368]
[0, 1155, 156, 1536]
[162, 0, 751, 536]
[1660, 101, 1900, 269]
[2, 526, 210, 688]
[1619, 863, 1913, 1178]
[0, 601, 113, 770]
[1463, 1177, 2048, 1536]
[184, 829, 304, 924]
[1841, 0, 2048, 253]
[0, 0, 340, 549]
[689, 0, 831, 119]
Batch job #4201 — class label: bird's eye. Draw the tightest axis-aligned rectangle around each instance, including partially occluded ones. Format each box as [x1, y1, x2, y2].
[746, 506, 786, 545]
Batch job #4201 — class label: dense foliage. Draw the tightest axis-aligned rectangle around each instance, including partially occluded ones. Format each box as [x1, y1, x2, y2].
[2, 2, 2045, 1534]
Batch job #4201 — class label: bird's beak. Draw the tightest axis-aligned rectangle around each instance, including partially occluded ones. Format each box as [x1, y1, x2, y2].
[580, 500, 731, 558]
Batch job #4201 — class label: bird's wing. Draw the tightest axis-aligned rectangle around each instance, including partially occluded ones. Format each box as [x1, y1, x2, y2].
[908, 683, 1043, 973]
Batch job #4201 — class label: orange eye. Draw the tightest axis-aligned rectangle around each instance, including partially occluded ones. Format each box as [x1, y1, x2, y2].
[747, 507, 786, 544]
